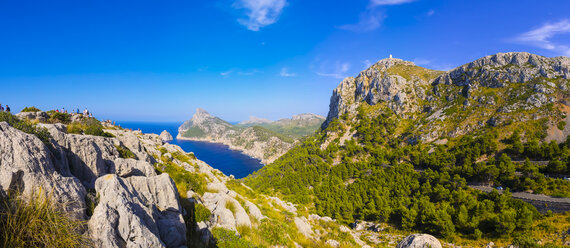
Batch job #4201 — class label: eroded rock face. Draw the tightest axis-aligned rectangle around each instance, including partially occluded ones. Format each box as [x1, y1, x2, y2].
[323, 58, 434, 128]
[396, 234, 442, 248]
[89, 174, 186, 248]
[106, 129, 155, 163]
[0, 122, 86, 219]
[434, 52, 570, 87]
[41, 124, 121, 188]
[112, 158, 157, 178]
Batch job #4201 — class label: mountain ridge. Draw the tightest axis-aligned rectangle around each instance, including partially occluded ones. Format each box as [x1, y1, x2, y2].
[177, 108, 325, 164]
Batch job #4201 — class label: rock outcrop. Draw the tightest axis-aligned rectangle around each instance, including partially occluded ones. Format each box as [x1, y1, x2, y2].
[396, 234, 442, 248]
[322, 52, 570, 145]
[160, 130, 173, 142]
[15, 111, 50, 122]
[89, 174, 186, 248]
[323, 58, 440, 128]
[0, 122, 86, 219]
[0, 121, 186, 247]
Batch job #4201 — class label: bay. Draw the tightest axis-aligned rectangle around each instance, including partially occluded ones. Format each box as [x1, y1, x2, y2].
[116, 121, 264, 179]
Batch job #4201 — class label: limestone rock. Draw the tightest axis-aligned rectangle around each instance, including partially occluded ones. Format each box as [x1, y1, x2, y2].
[325, 239, 340, 247]
[160, 130, 173, 142]
[105, 129, 155, 163]
[396, 234, 442, 248]
[323, 58, 434, 128]
[0, 122, 86, 219]
[15, 111, 49, 122]
[201, 191, 252, 231]
[89, 174, 186, 248]
[112, 158, 157, 177]
[42, 125, 121, 188]
[294, 216, 314, 238]
[244, 200, 265, 221]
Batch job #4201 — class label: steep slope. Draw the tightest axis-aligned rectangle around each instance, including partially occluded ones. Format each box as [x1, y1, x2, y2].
[178, 108, 324, 164]
[246, 52, 570, 246]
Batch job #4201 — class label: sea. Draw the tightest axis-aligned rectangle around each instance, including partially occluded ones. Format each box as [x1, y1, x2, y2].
[116, 122, 264, 179]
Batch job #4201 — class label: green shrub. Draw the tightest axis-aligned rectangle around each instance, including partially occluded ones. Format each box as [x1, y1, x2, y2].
[0, 112, 52, 147]
[0, 190, 92, 248]
[259, 219, 289, 246]
[115, 145, 136, 159]
[558, 121, 566, 130]
[21, 106, 41, 112]
[67, 117, 114, 137]
[212, 227, 255, 248]
[49, 112, 71, 124]
[154, 161, 206, 196]
[194, 203, 211, 223]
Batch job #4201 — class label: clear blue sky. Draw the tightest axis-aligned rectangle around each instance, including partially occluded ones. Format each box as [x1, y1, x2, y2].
[1, 0, 569, 122]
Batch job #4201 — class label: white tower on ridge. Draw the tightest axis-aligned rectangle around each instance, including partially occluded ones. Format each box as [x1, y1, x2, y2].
[389, 54, 393, 59]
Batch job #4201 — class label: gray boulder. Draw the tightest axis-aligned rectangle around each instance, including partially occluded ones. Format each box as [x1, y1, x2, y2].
[89, 174, 186, 248]
[112, 158, 157, 178]
[160, 130, 173, 142]
[396, 234, 442, 248]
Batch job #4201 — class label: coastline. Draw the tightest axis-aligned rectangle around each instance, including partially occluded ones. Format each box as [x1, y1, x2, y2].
[175, 133, 269, 165]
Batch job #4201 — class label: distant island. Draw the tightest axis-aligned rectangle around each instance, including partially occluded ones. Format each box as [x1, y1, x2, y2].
[177, 108, 325, 164]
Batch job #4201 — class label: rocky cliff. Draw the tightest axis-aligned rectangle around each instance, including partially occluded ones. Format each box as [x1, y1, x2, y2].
[178, 108, 324, 164]
[323, 52, 570, 144]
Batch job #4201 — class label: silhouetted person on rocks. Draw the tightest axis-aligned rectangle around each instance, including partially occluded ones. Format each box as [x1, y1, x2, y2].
[6, 105, 10, 113]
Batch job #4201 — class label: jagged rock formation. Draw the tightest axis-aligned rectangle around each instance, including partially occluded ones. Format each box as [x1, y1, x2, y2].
[89, 174, 186, 248]
[0, 120, 187, 247]
[322, 52, 570, 144]
[396, 234, 442, 248]
[178, 108, 324, 164]
[0, 122, 86, 219]
[160, 130, 173, 142]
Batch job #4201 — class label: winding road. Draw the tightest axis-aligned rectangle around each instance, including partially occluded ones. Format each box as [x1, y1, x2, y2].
[468, 184, 570, 213]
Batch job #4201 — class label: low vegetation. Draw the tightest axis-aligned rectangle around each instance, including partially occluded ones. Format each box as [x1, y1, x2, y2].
[114, 145, 136, 159]
[67, 117, 114, 137]
[0, 190, 91, 248]
[20, 106, 41, 112]
[0, 111, 52, 147]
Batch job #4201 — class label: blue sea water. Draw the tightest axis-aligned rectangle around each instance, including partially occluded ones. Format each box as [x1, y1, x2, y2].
[116, 122, 264, 179]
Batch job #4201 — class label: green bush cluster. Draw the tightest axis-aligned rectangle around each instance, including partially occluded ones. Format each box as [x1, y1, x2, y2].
[0, 112, 52, 147]
[212, 227, 255, 248]
[48, 112, 71, 124]
[155, 160, 206, 197]
[194, 203, 211, 223]
[67, 117, 113, 137]
[20, 106, 41, 112]
[114, 145, 136, 159]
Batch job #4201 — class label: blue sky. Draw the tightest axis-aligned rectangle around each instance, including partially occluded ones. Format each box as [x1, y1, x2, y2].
[0, 0, 569, 122]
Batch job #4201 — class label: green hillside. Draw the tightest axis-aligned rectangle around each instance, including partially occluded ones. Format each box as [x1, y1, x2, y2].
[245, 53, 570, 246]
